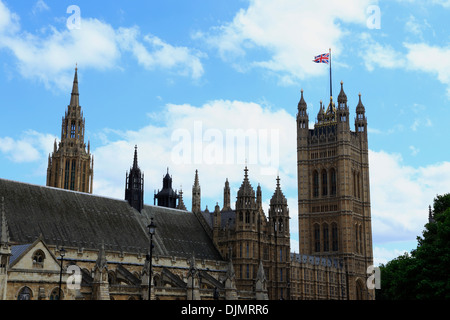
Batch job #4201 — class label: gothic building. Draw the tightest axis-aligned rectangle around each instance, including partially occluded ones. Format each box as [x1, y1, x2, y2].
[197, 168, 291, 299]
[0, 74, 374, 300]
[296, 83, 374, 299]
[46, 67, 93, 193]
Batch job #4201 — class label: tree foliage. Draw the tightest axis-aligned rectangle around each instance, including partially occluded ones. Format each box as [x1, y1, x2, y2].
[376, 193, 450, 300]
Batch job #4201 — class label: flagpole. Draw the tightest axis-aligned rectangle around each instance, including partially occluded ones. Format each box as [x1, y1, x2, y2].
[329, 48, 332, 99]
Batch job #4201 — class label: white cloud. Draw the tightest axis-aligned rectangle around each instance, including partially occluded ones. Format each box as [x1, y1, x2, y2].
[32, 0, 49, 14]
[359, 33, 406, 71]
[0, 130, 56, 163]
[0, 1, 206, 91]
[92, 99, 297, 205]
[117, 26, 206, 79]
[404, 42, 450, 96]
[369, 149, 450, 244]
[373, 246, 410, 266]
[199, 0, 375, 83]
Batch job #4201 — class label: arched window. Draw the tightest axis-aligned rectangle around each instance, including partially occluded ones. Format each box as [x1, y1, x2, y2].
[323, 223, 329, 252]
[357, 173, 361, 199]
[49, 288, 62, 300]
[245, 211, 250, 223]
[330, 168, 337, 196]
[70, 121, 76, 138]
[32, 250, 45, 268]
[314, 224, 320, 253]
[332, 223, 339, 251]
[355, 224, 359, 254]
[359, 225, 363, 254]
[313, 171, 319, 197]
[322, 170, 328, 196]
[17, 287, 32, 300]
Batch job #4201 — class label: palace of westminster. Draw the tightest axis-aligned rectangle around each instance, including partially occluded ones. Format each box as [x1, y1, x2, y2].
[0, 68, 374, 300]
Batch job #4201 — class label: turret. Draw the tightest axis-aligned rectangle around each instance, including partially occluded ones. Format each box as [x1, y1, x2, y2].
[337, 81, 350, 129]
[125, 145, 144, 212]
[297, 89, 308, 131]
[192, 170, 201, 213]
[355, 93, 367, 136]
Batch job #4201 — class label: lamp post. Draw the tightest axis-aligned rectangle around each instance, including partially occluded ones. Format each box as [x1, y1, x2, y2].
[147, 218, 156, 300]
[58, 247, 65, 300]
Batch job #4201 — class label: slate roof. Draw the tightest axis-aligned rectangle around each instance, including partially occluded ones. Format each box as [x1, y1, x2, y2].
[0, 178, 222, 261]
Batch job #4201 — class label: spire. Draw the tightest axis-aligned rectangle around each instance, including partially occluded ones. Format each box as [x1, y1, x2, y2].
[270, 176, 287, 206]
[338, 81, 347, 104]
[298, 89, 307, 110]
[237, 166, 256, 209]
[194, 170, 199, 187]
[133, 145, 139, 170]
[177, 188, 187, 211]
[95, 241, 107, 271]
[70, 65, 79, 107]
[356, 92, 365, 113]
[125, 145, 144, 212]
[192, 170, 201, 213]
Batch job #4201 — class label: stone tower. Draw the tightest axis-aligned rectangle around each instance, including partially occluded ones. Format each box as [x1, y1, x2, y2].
[46, 67, 93, 193]
[125, 145, 144, 212]
[296, 83, 373, 300]
[268, 176, 290, 299]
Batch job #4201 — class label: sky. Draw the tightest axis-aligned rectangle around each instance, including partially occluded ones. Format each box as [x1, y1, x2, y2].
[0, 0, 449, 267]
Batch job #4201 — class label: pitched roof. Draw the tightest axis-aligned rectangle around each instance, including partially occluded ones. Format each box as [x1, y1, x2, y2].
[0, 178, 222, 261]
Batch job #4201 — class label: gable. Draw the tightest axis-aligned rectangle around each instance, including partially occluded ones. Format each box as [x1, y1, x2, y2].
[9, 239, 61, 271]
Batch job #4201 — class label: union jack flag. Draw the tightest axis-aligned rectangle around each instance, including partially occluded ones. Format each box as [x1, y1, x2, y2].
[313, 53, 329, 64]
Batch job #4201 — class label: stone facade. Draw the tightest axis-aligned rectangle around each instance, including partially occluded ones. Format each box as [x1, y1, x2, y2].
[0, 73, 374, 300]
[296, 84, 374, 300]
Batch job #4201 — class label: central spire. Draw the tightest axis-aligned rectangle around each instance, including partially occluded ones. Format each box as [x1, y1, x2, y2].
[70, 66, 79, 107]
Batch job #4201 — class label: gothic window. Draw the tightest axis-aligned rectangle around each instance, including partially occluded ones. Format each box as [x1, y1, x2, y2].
[322, 169, 328, 196]
[357, 173, 361, 199]
[359, 225, 363, 254]
[49, 288, 61, 300]
[332, 223, 338, 251]
[355, 224, 359, 254]
[245, 211, 250, 223]
[32, 250, 45, 268]
[330, 168, 337, 196]
[323, 223, 329, 252]
[70, 121, 76, 138]
[82, 162, 86, 191]
[64, 160, 70, 189]
[239, 212, 243, 222]
[314, 224, 320, 252]
[246, 264, 250, 279]
[246, 243, 249, 258]
[353, 171, 357, 197]
[280, 248, 283, 262]
[313, 171, 319, 197]
[70, 160, 76, 190]
[17, 287, 32, 300]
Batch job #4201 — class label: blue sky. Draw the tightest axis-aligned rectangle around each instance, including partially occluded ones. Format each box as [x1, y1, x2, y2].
[0, 0, 449, 266]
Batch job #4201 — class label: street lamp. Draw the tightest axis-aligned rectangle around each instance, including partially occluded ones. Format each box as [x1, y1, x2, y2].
[147, 218, 156, 300]
[58, 247, 65, 300]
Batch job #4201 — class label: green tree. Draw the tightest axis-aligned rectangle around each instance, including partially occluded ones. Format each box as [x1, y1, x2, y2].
[377, 193, 450, 300]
